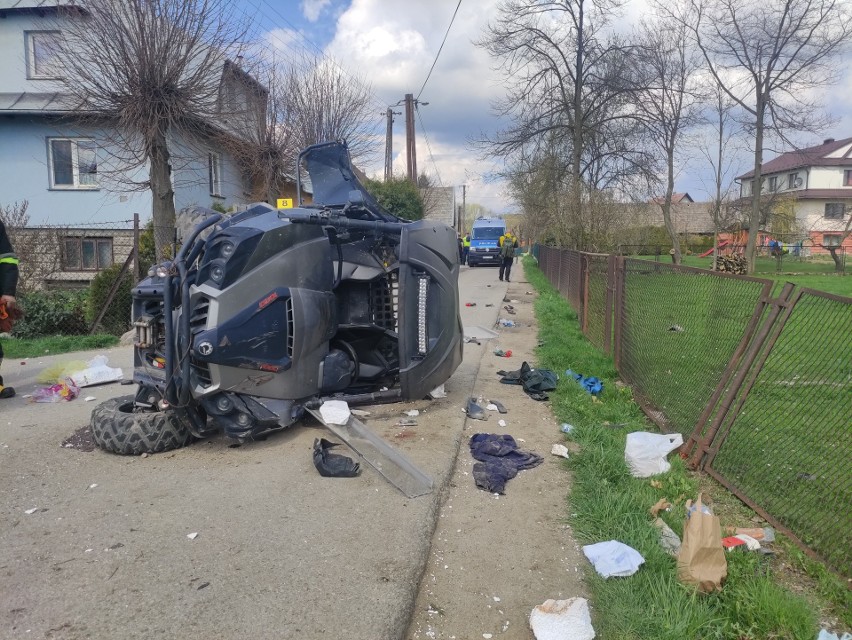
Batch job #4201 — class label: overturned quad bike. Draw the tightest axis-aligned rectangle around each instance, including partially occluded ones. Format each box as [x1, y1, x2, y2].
[90, 142, 463, 456]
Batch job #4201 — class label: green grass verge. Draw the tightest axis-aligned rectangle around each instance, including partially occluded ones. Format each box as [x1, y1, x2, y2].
[524, 256, 828, 639]
[641, 255, 852, 297]
[3, 334, 119, 359]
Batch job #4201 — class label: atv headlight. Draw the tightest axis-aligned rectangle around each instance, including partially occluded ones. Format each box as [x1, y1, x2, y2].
[417, 274, 429, 355]
[210, 262, 225, 284]
[220, 241, 235, 259]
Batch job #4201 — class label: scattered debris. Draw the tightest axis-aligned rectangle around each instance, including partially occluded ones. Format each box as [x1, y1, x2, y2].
[350, 409, 371, 418]
[464, 337, 481, 345]
[465, 302, 477, 307]
[565, 369, 603, 396]
[397, 418, 418, 427]
[428, 384, 447, 399]
[529, 598, 595, 640]
[503, 306, 516, 315]
[654, 518, 681, 556]
[88, 483, 98, 490]
[318, 400, 351, 425]
[312, 438, 361, 478]
[551, 444, 570, 459]
[498, 318, 516, 327]
[84, 396, 96, 402]
[487, 399, 507, 414]
[582, 540, 645, 578]
[465, 397, 487, 421]
[140, 452, 149, 459]
[624, 432, 684, 477]
[405, 409, 420, 417]
[68, 355, 124, 388]
[470, 433, 543, 494]
[724, 526, 775, 542]
[817, 629, 852, 640]
[649, 498, 671, 517]
[722, 534, 761, 551]
[498, 362, 558, 401]
[197, 582, 210, 590]
[498, 419, 507, 428]
[24, 507, 39, 515]
[31, 380, 79, 403]
[493, 349, 512, 357]
[560, 423, 574, 434]
[187, 532, 199, 540]
[61, 426, 96, 452]
[668, 324, 685, 333]
[678, 494, 727, 593]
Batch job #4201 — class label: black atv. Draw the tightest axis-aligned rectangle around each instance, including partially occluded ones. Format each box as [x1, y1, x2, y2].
[90, 142, 463, 455]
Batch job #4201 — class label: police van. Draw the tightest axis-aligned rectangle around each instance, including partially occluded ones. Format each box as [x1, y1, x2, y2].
[466, 217, 506, 267]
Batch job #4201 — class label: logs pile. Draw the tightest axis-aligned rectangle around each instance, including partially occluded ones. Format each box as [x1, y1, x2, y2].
[713, 254, 748, 274]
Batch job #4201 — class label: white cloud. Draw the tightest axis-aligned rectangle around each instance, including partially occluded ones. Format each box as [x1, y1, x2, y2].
[300, 0, 332, 22]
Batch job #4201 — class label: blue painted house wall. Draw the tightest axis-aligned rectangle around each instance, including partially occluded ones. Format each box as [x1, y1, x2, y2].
[0, 3, 254, 225]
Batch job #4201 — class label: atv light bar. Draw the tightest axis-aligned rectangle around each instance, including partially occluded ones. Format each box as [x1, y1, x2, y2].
[417, 274, 429, 354]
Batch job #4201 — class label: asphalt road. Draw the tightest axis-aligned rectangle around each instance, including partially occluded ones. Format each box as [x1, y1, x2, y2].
[0, 265, 511, 640]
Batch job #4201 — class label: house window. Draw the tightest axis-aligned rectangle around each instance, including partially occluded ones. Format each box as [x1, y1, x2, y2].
[768, 176, 778, 192]
[844, 170, 852, 186]
[48, 138, 98, 189]
[823, 234, 842, 247]
[63, 237, 113, 270]
[209, 153, 222, 196]
[26, 31, 62, 79]
[824, 203, 846, 220]
[787, 172, 801, 189]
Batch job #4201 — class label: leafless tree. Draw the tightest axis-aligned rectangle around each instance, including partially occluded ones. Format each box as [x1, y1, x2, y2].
[222, 52, 380, 205]
[0, 201, 65, 294]
[477, 0, 651, 248]
[634, 18, 705, 264]
[697, 84, 742, 268]
[660, 0, 852, 272]
[55, 0, 254, 258]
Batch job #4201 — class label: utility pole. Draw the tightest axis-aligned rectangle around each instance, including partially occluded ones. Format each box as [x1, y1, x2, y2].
[461, 184, 466, 233]
[404, 93, 417, 183]
[384, 108, 399, 182]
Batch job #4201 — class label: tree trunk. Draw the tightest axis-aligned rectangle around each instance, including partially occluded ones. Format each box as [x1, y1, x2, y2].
[711, 228, 719, 270]
[827, 247, 844, 272]
[662, 144, 681, 264]
[571, 0, 585, 250]
[745, 94, 766, 274]
[149, 128, 176, 260]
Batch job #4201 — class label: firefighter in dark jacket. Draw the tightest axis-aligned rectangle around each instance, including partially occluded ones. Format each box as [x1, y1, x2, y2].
[0, 220, 19, 399]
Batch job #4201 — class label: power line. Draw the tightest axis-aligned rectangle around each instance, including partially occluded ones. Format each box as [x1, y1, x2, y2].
[415, 105, 443, 186]
[416, 0, 463, 100]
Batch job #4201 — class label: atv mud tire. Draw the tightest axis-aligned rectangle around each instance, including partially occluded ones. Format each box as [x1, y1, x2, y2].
[90, 395, 195, 455]
[175, 205, 218, 244]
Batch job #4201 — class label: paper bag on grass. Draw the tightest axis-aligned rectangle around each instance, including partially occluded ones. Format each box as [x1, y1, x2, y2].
[677, 493, 727, 593]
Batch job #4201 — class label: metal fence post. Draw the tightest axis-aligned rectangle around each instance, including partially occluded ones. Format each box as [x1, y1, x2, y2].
[612, 256, 625, 371]
[604, 254, 615, 355]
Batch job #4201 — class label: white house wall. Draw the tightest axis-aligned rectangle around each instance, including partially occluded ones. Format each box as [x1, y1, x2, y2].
[808, 167, 851, 189]
[795, 199, 852, 234]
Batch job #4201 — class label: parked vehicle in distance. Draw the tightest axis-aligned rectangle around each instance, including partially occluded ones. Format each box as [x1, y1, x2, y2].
[466, 217, 505, 267]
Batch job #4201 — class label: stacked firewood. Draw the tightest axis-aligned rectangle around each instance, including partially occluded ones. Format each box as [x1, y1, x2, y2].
[713, 254, 748, 274]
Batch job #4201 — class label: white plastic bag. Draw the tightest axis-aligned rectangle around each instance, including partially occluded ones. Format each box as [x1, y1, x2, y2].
[624, 431, 684, 477]
[68, 355, 123, 388]
[582, 540, 645, 578]
[529, 597, 595, 640]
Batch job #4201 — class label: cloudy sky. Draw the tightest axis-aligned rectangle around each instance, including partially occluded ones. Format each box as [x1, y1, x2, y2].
[236, 0, 852, 212]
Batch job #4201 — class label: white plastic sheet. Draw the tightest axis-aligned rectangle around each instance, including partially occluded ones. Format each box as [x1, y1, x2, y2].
[624, 431, 684, 477]
[529, 597, 595, 640]
[582, 540, 645, 578]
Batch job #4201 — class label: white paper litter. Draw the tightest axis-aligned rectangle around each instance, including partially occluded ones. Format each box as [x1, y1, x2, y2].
[529, 597, 595, 640]
[88, 483, 98, 489]
[732, 533, 761, 551]
[498, 419, 507, 428]
[486, 403, 499, 411]
[428, 384, 447, 399]
[817, 630, 852, 640]
[624, 431, 684, 477]
[582, 540, 645, 578]
[319, 400, 351, 425]
[551, 444, 570, 459]
[24, 507, 38, 515]
[405, 409, 420, 417]
[84, 396, 96, 402]
[187, 532, 199, 540]
[68, 355, 123, 388]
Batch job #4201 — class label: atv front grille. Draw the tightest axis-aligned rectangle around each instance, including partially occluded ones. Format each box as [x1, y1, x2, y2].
[371, 273, 399, 331]
[286, 296, 295, 357]
[190, 296, 212, 388]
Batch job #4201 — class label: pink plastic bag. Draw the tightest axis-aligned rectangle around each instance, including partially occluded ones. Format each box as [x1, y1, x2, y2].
[32, 379, 79, 403]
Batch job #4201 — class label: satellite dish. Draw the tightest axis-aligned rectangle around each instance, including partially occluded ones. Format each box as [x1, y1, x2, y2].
[794, 177, 804, 188]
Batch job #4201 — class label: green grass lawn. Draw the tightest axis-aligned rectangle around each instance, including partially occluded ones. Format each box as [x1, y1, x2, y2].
[2, 334, 120, 359]
[525, 256, 851, 637]
[647, 255, 852, 297]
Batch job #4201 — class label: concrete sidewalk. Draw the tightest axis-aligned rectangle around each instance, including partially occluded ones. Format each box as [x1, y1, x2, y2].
[0, 266, 507, 640]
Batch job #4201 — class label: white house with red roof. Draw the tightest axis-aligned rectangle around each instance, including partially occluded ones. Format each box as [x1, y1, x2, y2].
[736, 137, 852, 254]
